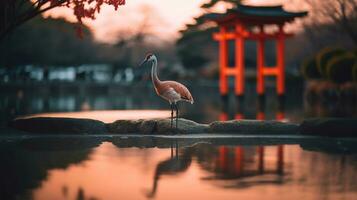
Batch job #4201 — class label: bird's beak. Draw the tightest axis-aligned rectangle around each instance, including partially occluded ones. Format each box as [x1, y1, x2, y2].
[139, 59, 147, 67]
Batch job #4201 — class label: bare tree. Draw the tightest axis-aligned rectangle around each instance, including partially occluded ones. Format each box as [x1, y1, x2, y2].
[113, 4, 169, 64]
[305, 0, 357, 46]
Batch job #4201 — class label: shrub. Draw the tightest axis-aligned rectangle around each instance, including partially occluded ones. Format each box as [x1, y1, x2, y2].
[301, 56, 321, 79]
[316, 47, 346, 78]
[326, 53, 356, 84]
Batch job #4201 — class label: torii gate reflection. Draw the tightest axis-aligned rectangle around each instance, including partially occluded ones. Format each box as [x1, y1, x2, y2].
[216, 145, 284, 181]
[218, 98, 285, 176]
[146, 99, 286, 198]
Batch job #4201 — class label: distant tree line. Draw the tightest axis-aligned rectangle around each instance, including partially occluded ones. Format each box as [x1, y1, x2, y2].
[0, 15, 108, 67]
[0, 4, 181, 82]
[176, 0, 243, 75]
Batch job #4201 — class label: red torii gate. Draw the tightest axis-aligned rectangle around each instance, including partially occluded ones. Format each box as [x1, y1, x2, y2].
[206, 5, 307, 98]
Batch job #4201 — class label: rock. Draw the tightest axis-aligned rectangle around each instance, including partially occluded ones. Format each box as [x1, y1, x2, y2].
[155, 118, 208, 134]
[106, 119, 144, 134]
[107, 118, 208, 134]
[139, 120, 157, 134]
[10, 117, 106, 134]
[300, 118, 357, 137]
[208, 119, 299, 134]
[14, 117, 357, 137]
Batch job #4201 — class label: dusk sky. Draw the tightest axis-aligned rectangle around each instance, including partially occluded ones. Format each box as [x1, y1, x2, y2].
[44, 0, 309, 43]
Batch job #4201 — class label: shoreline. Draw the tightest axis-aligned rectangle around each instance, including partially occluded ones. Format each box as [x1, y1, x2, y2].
[5, 117, 357, 137]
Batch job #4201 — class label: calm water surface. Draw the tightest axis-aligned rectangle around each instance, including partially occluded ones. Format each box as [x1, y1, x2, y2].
[1, 137, 357, 200]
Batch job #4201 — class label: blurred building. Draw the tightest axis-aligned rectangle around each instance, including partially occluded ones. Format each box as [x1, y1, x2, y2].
[0, 64, 135, 83]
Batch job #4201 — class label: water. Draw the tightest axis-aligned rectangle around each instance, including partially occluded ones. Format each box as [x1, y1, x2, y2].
[1, 136, 357, 200]
[1, 83, 357, 200]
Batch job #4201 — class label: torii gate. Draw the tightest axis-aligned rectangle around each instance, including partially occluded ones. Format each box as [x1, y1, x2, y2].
[206, 5, 307, 98]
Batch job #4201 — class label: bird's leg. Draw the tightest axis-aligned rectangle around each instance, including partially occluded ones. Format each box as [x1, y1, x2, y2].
[171, 140, 174, 158]
[175, 103, 179, 129]
[175, 139, 178, 159]
[170, 103, 173, 129]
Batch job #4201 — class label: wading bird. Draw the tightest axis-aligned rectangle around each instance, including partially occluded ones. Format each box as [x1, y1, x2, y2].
[140, 53, 194, 129]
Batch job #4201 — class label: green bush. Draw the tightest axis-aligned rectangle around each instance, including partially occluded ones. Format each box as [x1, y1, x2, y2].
[301, 56, 321, 79]
[326, 53, 357, 84]
[316, 47, 346, 78]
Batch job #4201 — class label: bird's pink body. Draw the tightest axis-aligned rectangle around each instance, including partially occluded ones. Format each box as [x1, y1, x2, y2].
[149, 55, 194, 105]
[154, 80, 194, 104]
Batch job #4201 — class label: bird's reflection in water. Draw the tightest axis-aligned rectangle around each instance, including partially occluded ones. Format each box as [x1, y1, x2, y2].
[146, 144, 286, 198]
[146, 140, 192, 198]
[75, 187, 99, 200]
[145, 96, 288, 198]
[62, 185, 68, 199]
[5, 136, 357, 199]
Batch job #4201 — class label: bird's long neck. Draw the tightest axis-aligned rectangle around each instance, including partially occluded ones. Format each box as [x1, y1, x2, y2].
[151, 56, 161, 88]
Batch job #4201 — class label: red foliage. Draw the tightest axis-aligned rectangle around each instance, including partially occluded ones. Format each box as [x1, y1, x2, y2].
[51, 0, 125, 38]
[67, 0, 125, 23]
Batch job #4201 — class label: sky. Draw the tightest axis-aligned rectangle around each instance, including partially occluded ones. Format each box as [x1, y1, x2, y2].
[44, 0, 309, 44]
